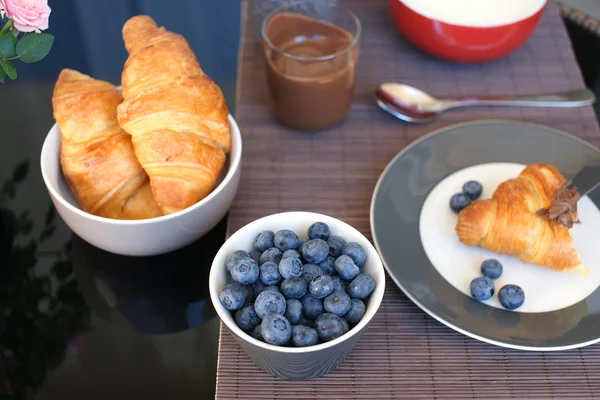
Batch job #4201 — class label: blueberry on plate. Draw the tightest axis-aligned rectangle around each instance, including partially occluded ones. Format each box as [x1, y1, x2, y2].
[309, 275, 335, 299]
[260, 247, 283, 265]
[498, 284, 525, 310]
[235, 304, 261, 330]
[308, 222, 331, 240]
[292, 325, 319, 347]
[259, 261, 282, 286]
[302, 239, 329, 264]
[327, 235, 346, 258]
[315, 313, 345, 342]
[470, 277, 495, 301]
[240, 284, 255, 303]
[301, 293, 324, 319]
[225, 250, 251, 274]
[231, 257, 259, 286]
[251, 324, 264, 341]
[282, 249, 301, 260]
[331, 275, 347, 292]
[342, 242, 366, 267]
[274, 230, 300, 251]
[300, 263, 323, 285]
[280, 276, 308, 299]
[284, 299, 303, 325]
[297, 315, 315, 328]
[254, 290, 287, 319]
[249, 250, 262, 264]
[252, 280, 267, 297]
[450, 193, 471, 214]
[335, 255, 360, 281]
[324, 290, 352, 316]
[255, 230, 275, 252]
[261, 313, 292, 345]
[481, 259, 503, 280]
[463, 180, 483, 200]
[264, 285, 280, 292]
[340, 317, 350, 334]
[344, 298, 366, 324]
[219, 283, 247, 311]
[279, 256, 303, 279]
[348, 273, 376, 299]
[318, 256, 336, 276]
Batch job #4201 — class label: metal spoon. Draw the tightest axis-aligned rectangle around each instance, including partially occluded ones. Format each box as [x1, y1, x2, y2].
[375, 83, 596, 123]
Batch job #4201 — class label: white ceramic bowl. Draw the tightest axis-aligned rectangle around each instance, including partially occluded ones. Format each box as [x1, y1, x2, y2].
[40, 114, 242, 256]
[209, 212, 386, 380]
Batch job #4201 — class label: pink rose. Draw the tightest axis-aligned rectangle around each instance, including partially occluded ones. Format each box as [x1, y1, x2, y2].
[0, 0, 51, 33]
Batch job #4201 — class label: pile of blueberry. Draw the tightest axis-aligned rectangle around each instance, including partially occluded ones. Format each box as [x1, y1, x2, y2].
[450, 180, 483, 213]
[470, 259, 525, 310]
[219, 222, 376, 347]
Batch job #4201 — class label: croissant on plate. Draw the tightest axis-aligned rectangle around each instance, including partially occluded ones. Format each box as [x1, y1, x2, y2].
[455, 163, 586, 275]
[52, 68, 162, 220]
[117, 15, 231, 215]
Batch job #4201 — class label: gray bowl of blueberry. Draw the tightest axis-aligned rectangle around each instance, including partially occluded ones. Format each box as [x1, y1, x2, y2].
[208, 212, 386, 380]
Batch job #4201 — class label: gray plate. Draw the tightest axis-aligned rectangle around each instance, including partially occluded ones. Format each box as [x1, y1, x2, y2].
[370, 120, 600, 351]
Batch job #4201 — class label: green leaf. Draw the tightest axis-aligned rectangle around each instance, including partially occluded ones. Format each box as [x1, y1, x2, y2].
[0, 34, 16, 58]
[0, 67, 5, 84]
[0, 59, 16, 80]
[16, 33, 54, 63]
[12, 160, 29, 182]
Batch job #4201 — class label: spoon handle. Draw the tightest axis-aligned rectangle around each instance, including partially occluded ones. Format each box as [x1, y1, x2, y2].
[435, 88, 596, 111]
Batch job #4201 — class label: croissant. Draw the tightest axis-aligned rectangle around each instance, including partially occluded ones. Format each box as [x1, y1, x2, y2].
[455, 163, 586, 275]
[52, 68, 162, 220]
[117, 15, 231, 215]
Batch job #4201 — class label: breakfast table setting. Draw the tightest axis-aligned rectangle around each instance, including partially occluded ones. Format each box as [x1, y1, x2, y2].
[3, 0, 600, 399]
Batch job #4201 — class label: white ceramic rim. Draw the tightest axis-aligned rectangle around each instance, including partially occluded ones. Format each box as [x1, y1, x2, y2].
[40, 114, 243, 225]
[209, 211, 386, 354]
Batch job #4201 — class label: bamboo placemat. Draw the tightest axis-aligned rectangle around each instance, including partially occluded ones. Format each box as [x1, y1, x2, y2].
[217, 1, 600, 398]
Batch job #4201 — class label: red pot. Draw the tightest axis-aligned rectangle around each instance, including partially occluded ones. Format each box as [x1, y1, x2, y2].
[388, 0, 547, 63]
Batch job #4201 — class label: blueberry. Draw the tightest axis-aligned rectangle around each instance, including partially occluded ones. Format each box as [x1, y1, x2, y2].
[298, 238, 308, 252]
[315, 313, 345, 342]
[335, 255, 360, 281]
[498, 284, 525, 310]
[280, 276, 308, 299]
[450, 193, 471, 214]
[318, 256, 336, 275]
[342, 242, 366, 268]
[301, 294, 324, 319]
[260, 247, 283, 265]
[282, 249, 301, 260]
[274, 230, 300, 251]
[481, 259, 503, 280]
[470, 277, 495, 301]
[302, 239, 329, 264]
[324, 290, 352, 316]
[348, 273, 376, 299]
[231, 257, 259, 286]
[219, 283, 247, 311]
[264, 285, 280, 292]
[331, 276, 347, 292]
[279, 256, 303, 279]
[308, 222, 331, 240]
[261, 313, 292, 345]
[255, 230, 275, 252]
[292, 325, 319, 347]
[297, 315, 315, 328]
[309, 275, 335, 299]
[259, 261, 282, 285]
[463, 180, 483, 200]
[284, 299, 303, 324]
[249, 250, 262, 264]
[240, 284, 255, 303]
[254, 290, 287, 319]
[301, 263, 323, 284]
[341, 317, 350, 334]
[252, 280, 267, 297]
[226, 250, 250, 274]
[251, 324, 264, 341]
[327, 235, 346, 257]
[344, 299, 366, 324]
[235, 304, 261, 330]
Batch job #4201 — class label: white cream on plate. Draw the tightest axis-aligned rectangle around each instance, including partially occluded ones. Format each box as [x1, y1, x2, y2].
[399, 0, 546, 27]
[419, 163, 600, 313]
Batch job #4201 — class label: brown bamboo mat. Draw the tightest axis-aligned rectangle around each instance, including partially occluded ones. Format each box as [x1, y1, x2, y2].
[217, 1, 600, 398]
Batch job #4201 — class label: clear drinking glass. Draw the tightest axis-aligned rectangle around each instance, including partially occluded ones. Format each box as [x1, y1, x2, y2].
[261, 0, 361, 131]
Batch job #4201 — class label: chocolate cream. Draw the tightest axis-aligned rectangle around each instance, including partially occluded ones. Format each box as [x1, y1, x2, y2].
[536, 182, 581, 228]
[264, 13, 359, 131]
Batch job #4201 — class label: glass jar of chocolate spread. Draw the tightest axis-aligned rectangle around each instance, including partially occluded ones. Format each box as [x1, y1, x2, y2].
[261, 0, 361, 131]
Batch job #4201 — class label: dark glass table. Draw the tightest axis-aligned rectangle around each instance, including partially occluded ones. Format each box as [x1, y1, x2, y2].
[0, 1, 240, 398]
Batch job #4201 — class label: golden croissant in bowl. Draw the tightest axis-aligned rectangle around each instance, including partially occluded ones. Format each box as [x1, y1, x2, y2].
[455, 163, 586, 275]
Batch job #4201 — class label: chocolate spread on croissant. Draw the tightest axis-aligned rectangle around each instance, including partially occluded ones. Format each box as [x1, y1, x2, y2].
[535, 181, 581, 228]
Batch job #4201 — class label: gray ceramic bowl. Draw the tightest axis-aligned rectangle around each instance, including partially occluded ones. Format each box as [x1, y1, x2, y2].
[209, 212, 385, 380]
